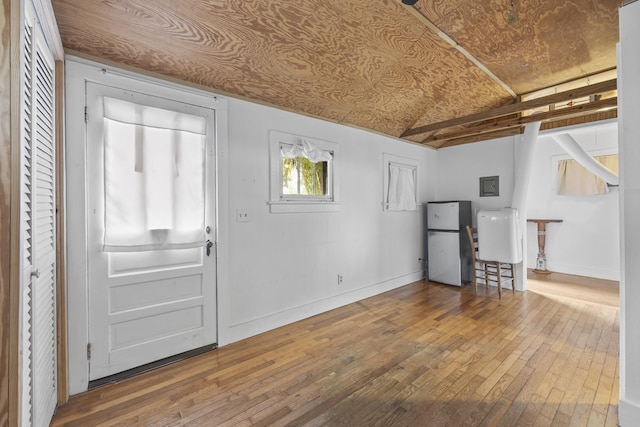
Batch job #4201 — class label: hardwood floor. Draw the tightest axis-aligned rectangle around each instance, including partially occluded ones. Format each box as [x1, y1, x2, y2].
[52, 274, 620, 426]
[527, 270, 619, 309]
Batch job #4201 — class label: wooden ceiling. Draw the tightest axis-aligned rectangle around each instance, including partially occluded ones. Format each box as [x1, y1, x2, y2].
[51, 0, 622, 148]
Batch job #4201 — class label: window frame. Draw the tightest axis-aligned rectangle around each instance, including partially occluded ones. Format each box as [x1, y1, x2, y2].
[269, 131, 340, 213]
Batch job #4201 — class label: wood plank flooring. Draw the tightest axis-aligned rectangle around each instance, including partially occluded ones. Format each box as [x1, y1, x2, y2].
[51, 273, 620, 426]
[527, 271, 619, 309]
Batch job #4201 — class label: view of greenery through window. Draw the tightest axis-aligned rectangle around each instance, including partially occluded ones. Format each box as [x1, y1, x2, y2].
[282, 156, 328, 196]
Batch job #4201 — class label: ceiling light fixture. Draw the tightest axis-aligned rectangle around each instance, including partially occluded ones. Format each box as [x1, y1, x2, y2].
[402, 0, 418, 5]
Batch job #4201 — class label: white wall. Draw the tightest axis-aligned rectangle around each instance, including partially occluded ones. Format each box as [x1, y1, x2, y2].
[435, 136, 516, 223]
[222, 97, 437, 344]
[526, 123, 619, 281]
[436, 125, 620, 282]
[64, 58, 438, 393]
[435, 135, 527, 290]
[619, 1, 640, 424]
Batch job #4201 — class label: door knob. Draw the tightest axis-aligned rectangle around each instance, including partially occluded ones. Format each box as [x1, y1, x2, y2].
[206, 240, 213, 256]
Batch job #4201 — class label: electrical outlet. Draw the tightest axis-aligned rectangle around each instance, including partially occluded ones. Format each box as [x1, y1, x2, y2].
[337, 274, 343, 284]
[236, 209, 250, 222]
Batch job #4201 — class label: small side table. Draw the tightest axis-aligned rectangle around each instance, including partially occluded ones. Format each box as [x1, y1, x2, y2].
[527, 219, 563, 274]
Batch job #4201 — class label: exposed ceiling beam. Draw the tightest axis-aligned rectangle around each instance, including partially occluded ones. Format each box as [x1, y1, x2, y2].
[422, 97, 618, 145]
[437, 128, 523, 148]
[402, 78, 617, 138]
[539, 109, 618, 133]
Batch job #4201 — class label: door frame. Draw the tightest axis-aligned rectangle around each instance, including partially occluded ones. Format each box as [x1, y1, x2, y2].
[65, 57, 229, 394]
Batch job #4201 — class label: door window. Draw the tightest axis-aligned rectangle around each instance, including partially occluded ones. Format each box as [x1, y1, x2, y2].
[102, 96, 206, 252]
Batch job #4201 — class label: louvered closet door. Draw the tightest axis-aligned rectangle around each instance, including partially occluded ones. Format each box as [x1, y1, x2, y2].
[20, 0, 57, 425]
[20, 6, 35, 423]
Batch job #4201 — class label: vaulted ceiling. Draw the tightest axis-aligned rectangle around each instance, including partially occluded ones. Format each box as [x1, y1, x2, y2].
[51, 0, 622, 148]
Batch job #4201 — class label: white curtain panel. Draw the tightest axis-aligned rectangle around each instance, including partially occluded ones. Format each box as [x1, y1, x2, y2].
[388, 163, 417, 211]
[557, 154, 618, 196]
[102, 97, 206, 251]
[281, 138, 332, 163]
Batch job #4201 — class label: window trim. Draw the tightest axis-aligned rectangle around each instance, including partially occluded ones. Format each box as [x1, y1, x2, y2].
[269, 131, 340, 213]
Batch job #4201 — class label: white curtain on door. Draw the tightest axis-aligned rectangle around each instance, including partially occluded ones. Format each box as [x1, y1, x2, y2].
[102, 97, 206, 251]
[387, 163, 417, 211]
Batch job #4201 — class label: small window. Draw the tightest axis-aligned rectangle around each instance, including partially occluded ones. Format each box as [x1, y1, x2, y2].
[554, 153, 618, 196]
[281, 142, 332, 200]
[269, 131, 340, 213]
[382, 154, 419, 211]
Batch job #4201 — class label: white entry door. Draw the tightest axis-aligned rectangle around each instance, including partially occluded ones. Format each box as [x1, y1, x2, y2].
[86, 82, 217, 380]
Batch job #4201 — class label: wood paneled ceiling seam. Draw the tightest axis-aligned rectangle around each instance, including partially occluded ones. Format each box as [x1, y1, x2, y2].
[396, 0, 517, 100]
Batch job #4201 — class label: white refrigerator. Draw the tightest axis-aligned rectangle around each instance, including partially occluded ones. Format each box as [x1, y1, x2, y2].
[427, 201, 472, 286]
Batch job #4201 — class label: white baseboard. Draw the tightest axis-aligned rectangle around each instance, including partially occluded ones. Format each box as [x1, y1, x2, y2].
[221, 271, 424, 345]
[546, 263, 620, 282]
[619, 398, 640, 426]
